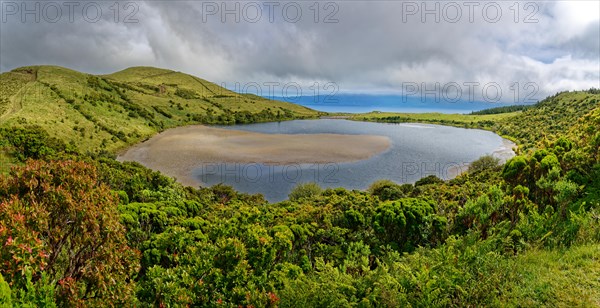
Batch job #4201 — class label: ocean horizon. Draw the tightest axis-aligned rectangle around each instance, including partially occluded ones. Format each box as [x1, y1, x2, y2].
[267, 94, 534, 114]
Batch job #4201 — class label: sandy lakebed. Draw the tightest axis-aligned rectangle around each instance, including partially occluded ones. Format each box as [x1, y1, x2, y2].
[117, 125, 392, 186]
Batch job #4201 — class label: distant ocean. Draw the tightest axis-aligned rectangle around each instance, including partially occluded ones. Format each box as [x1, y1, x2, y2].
[268, 94, 531, 114]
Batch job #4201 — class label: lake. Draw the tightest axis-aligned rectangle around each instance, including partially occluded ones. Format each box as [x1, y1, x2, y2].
[192, 119, 514, 202]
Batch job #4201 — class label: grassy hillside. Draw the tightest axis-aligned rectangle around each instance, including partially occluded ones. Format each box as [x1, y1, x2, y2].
[0, 83, 600, 307]
[354, 90, 600, 151]
[469, 104, 533, 115]
[0, 66, 599, 306]
[502, 244, 600, 306]
[0, 65, 319, 153]
[351, 111, 519, 128]
[494, 90, 600, 150]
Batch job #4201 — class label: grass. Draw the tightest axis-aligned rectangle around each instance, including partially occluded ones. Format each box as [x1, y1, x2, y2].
[1, 66, 596, 157]
[500, 244, 600, 306]
[1, 66, 599, 307]
[0, 148, 17, 175]
[351, 91, 600, 151]
[0, 68, 33, 119]
[350, 111, 520, 127]
[104, 66, 316, 116]
[0, 65, 320, 153]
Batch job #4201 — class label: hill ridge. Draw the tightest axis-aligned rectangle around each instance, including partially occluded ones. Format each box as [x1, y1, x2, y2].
[0, 65, 318, 153]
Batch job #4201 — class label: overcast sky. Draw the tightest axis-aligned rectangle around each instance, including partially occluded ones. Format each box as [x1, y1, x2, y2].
[1, 1, 598, 102]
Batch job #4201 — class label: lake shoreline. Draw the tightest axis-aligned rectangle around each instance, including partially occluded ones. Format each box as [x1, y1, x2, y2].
[117, 120, 517, 191]
[117, 124, 391, 187]
[447, 137, 516, 177]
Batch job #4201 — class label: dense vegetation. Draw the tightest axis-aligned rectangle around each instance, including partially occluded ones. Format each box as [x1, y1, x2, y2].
[352, 111, 518, 131]
[469, 104, 533, 115]
[0, 69, 599, 306]
[355, 90, 599, 150]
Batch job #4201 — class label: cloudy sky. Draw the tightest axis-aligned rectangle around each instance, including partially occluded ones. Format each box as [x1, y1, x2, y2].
[1, 0, 598, 102]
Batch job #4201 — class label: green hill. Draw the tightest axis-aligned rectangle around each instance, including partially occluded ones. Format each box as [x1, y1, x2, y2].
[0, 65, 319, 153]
[1, 80, 600, 306]
[494, 90, 600, 150]
[354, 90, 600, 152]
[1, 66, 599, 306]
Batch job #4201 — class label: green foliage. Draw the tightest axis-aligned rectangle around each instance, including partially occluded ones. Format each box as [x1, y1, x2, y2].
[0, 65, 319, 153]
[415, 174, 444, 186]
[0, 274, 10, 307]
[0, 125, 70, 161]
[373, 198, 445, 250]
[0, 160, 139, 306]
[11, 268, 56, 307]
[468, 155, 501, 173]
[502, 156, 530, 183]
[540, 153, 560, 172]
[495, 91, 600, 150]
[0, 85, 598, 306]
[368, 179, 406, 201]
[470, 104, 533, 115]
[554, 136, 573, 152]
[174, 87, 198, 99]
[289, 182, 323, 201]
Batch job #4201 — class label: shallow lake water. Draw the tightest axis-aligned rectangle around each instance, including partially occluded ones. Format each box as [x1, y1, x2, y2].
[193, 119, 514, 202]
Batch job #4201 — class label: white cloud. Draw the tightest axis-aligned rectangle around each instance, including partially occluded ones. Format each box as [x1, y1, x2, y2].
[1, 0, 598, 102]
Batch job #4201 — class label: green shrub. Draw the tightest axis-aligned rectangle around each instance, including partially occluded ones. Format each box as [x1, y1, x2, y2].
[289, 182, 323, 201]
[468, 155, 501, 173]
[0, 160, 139, 306]
[368, 179, 404, 201]
[0, 125, 68, 161]
[0, 274, 11, 306]
[502, 156, 530, 183]
[415, 175, 444, 186]
[175, 88, 198, 99]
[373, 198, 444, 251]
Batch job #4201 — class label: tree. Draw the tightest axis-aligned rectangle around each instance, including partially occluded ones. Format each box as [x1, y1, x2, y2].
[289, 182, 322, 201]
[502, 156, 530, 185]
[373, 198, 443, 251]
[468, 155, 500, 173]
[368, 179, 404, 201]
[414, 175, 444, 187]
[540, 153, 560, 172]
[0, 126, 69, 161]
[553, 179, 579, 218]
[0, 160, 139, 306]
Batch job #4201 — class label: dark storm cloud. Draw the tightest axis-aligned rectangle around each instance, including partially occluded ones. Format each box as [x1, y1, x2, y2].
[1, 0, 598, 101]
